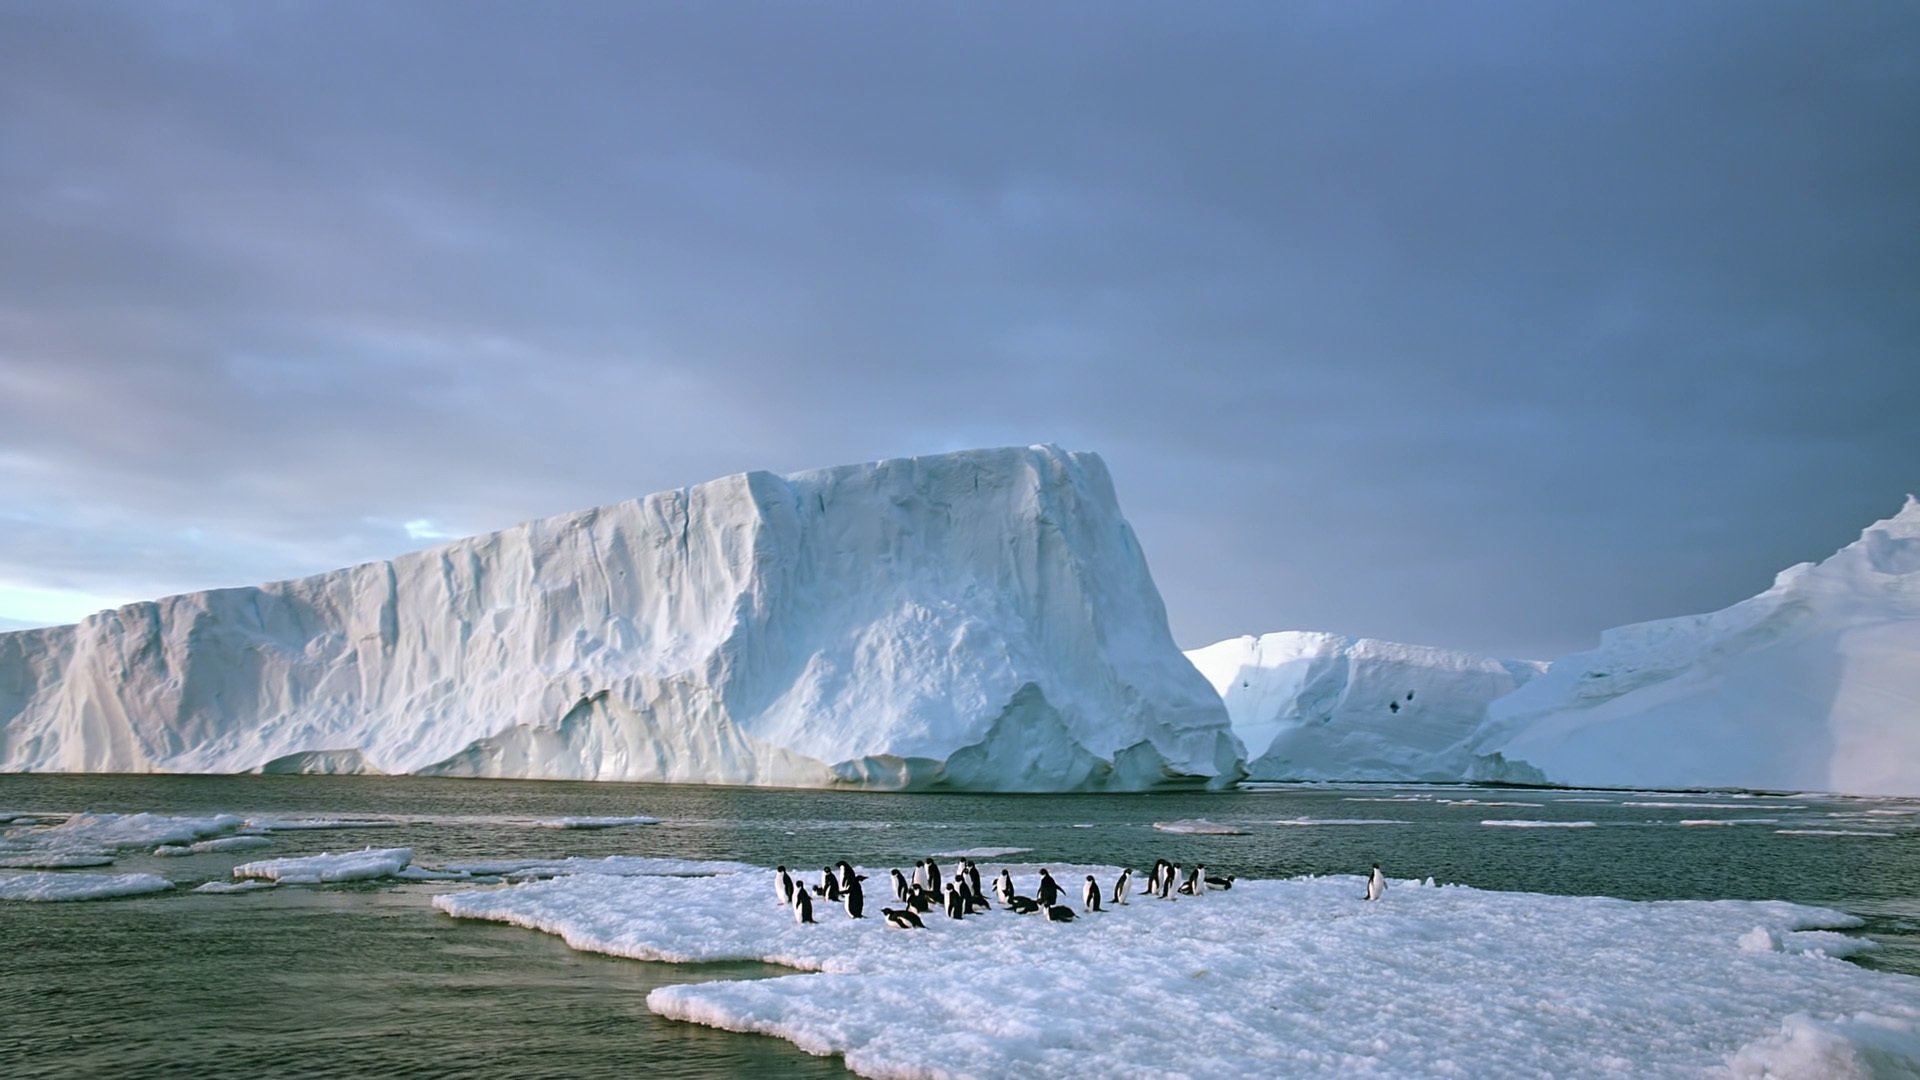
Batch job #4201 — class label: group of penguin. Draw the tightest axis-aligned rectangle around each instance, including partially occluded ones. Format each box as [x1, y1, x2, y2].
[773, 856, 1247, 930]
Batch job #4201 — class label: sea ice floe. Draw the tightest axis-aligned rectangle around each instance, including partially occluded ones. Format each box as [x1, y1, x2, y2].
[232, 847, 415, 884]
[1438, 799, 1543, 807]
[193, 879, 280, 894]
[533, 816, 662, 829]
[1266, 818, 1410, 827]
[930, 847, 1031, 859]
[1775, 829, 1898, 839]
[6, 812, 243, 853]
[154, 836, 275, 857]
[1151, 819, 1246, 835]
[433, 870, 1916, 1079]
[0, 854, 116, 869]
[0, 871, 174, 902]
[438, 856, 756, 880]
[1481, 819, 1597, 828]
[244, 817, 402, 831]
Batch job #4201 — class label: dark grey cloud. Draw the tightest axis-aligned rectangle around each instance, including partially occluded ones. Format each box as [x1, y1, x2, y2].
[1, 0, 1916, 658]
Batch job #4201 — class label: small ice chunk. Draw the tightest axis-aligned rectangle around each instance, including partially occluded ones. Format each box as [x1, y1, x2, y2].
[193, 879, 280, 894]
[1740, 926, 1781, 952]
[153, 836, 275, 857]
[1152, 819, 1246, 835]
[232, 847, 414, 884]
[0, 871, 173, 901]
[532, 816, 661, 829]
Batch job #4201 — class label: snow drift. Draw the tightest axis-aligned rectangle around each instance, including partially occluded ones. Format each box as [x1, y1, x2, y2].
[1186, 632, 1544, 781]
[1467, 496, 1920, 796]
[0, 446, 1240, 791]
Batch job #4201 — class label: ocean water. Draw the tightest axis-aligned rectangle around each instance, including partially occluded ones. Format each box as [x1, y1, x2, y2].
[2, 775, 1915, 1078]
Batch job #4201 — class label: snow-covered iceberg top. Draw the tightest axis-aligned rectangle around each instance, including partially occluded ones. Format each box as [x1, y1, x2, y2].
[434, 867, 1918, 1078]
[1468, 496, 1920, 796]
[1186, 631, 1543, 782]
[0, 446, 1240, 792]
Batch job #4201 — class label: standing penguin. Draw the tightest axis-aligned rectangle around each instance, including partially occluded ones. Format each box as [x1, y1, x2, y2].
[1192, 865, 1208, 897]
[819, 867, 841, 902]
[994, 869, 1015, 906]
[1365, 864, 1386, 901]
[944, 882, 965, 921]
[776, 866, 794, 907]
[1161, 864, 1180, 900]
[1111, 867, 1132, 906]
[963, 860, 983, 902]
[1082, 874, 1102, 913]
[1036, 869, 1061, 907]
[890, 868, 909, 903]
[911, 860, 927, 893]
[793, 887, 815, 925]
[844, 873, 865, 918]
[926, 858, 942, 890]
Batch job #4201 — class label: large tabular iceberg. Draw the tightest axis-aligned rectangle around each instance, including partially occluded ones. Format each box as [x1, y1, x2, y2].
[1467, 497, 1920, 796]
[0, 446, 1241, 790]
[1186, 632, 1544, 781]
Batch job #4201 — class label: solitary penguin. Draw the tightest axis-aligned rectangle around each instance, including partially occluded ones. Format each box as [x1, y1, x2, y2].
[844, 873, 865, 919]
[792, 887, 815, 925]
[1083, 874, 1102, 913]
[1365, 864, 1386, 901]
[890, 868, 909, 903]
[994, 869, 1015, 906]
[776, 866, 794, 907]
[943, 883, 965, 921]
[882, 907, 924, 930]
[1044, 904, 1076, 923]
[1111, 868, 1132, 906]
[1036, 869, 1060, 907]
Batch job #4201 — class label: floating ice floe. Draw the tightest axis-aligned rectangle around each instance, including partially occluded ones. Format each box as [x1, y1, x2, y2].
[232, 847, 415, 884]
[1775, 829, 1898, 839]
[1266, 818, 1410, 827]
[6, 812, 243, 853]
[154, 836, 275, 857]
[1151, 819, 1246, 835]
[439, 856, 756, 880]
[434, 869, 1917, 1079]
[0, 853, 116, 869]
[1481, 819, 1598, 828]
[930, 847, 1032, 859]
[1680, 818, 1779, 827]
[1438, 799, 1543, 807]
[244, 817, 402, 832]
[0, 871, 174, 902]
[533, 816, 662, 829]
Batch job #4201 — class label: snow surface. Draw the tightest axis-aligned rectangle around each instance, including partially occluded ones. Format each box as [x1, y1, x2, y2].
[231, 847, 415, 884]
[1186, 631, 1544, 782]
[0, 446, 1239, 792]
[433, 868, 1919, 1079]
[0, 871, 173, 901]
[1467, 496, 1920, 796]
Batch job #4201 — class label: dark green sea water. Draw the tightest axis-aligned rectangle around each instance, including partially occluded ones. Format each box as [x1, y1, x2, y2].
[2, 775, 1915, 1078]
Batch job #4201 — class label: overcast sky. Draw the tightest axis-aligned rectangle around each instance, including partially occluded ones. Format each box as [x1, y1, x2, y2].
[1, 1, 1915, 658]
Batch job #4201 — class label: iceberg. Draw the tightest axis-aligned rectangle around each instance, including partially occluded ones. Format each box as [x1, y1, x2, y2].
[1186, 632, 1544, 781]
[1468, 497, 1920, 796]
[231, 847, 415, 884]
[0, 446, 1240, 791]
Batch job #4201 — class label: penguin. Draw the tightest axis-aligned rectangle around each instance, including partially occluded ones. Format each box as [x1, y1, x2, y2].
[963, 860, 983, 902]
[1161, 864, 1179, 900]
[819, 868, 841, 902]
[1205, 873, 1235, 891]
[1147, 859, 1169, 898]
[1111, 867, 1132, 906]
[1044, 904, 1076, 923]
[944, 882, 965, 921]
[1083, 874, 1102, 913]
[994, 869, 1015, 906]
[837, 860, 859, 895]
[1178, 865, 1205, 897]
[1007, 895, 1040, 914]
[883, 907, 924, 930]
[776, 866, 794, 907]
[907, 885, 936, 914]
[890, 868, 909, 903]
[792, 887, 815, 925]
[1365, 864, 1386, 901]
[926, 858, 942, 890]
[1036, 869, 1060, 907]
[844, 873, 865, 919]
[957, 873, 987, 913]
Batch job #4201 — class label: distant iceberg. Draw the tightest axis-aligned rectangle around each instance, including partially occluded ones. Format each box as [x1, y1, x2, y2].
[0, 446, 1241, 792]
[1186, 631, 1543, 782]
[1466, 497, 1920, 797]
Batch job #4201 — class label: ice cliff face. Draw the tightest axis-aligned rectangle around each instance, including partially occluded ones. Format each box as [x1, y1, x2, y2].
[1467, 497, 1920, 797]
[1185, 632, 1544, 781]
[0, 446, 1242, 791]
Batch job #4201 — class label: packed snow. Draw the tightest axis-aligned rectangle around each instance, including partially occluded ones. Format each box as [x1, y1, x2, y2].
[533, 816, 661, 829]
[231, 848, 416, 884]
[434, 867, 1919, 1079]
[1187, 631, 1544, 782]
[0, 871, 173, 902]
[1466, 496, 1920, 797]
[0, 446, 1240, 792]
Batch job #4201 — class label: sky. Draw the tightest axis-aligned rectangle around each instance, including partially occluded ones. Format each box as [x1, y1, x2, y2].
[1, 1, 1916, 659]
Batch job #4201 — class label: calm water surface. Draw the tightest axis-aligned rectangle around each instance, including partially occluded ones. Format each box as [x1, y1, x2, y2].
[3, 775, 1916, 1078]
